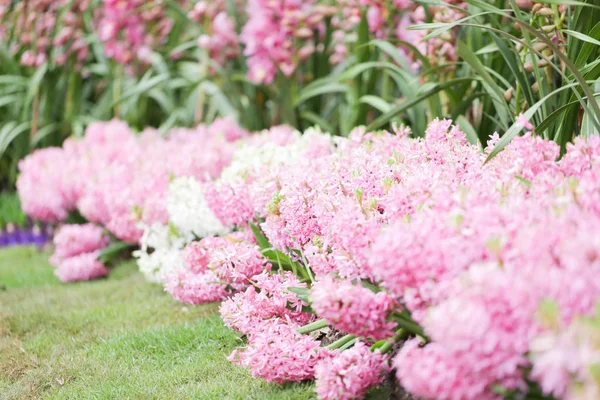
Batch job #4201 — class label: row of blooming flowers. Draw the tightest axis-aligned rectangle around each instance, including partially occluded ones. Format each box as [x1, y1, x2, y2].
[16, 117, 248, 279]
[17, 117, 600, 399]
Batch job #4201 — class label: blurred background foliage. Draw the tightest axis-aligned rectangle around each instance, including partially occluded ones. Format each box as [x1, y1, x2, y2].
[0, 0, 598, 190]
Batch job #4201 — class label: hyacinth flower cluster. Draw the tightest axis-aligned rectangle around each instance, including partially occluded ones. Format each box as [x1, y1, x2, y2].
[134, 124, 331, 301]
[315, 342, 389, 400]
[20, 115, 600, 398]
[131, 116, 600, 399]
[17, 117, 248, 245]
[49, 223, 109, 282]
[162, 229, 272, 304]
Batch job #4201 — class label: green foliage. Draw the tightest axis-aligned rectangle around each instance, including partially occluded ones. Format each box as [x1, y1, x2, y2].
[1, 0, 599, 189]
[0, 192, 27, 229]
[307, 0, 600, 156]
[415, 0, 600, 157]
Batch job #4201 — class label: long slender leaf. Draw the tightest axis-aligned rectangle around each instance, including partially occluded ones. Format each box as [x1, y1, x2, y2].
[564, 29, 600, 47]
[0, 121, 31, 158]
[294, 82, 348, 106]
[359, 95, 392, 113]
[109, 74, 169, 107]
[485, 83, 581, 163]
[366, 77, 474, 131]
[22, 63, 48, 119]
[458, 40, 510, 128]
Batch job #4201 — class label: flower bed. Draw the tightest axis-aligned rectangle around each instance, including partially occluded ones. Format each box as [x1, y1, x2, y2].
[17, 117, 600, 399]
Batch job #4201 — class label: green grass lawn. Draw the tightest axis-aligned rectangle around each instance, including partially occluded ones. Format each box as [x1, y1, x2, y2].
[0, 246, 315, 399]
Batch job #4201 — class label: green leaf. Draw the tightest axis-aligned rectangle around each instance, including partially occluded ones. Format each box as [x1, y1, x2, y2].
[339, 61, 405, 81]
[163, 0, 196, 21]
[573, 22, 600, 69]
[249, 222, 297, 270]
[475, 43, 499, 55]
[0, 94, 21, 108]
[456, 116, 480, 147]
[168, 40, 199, 58]
[369, 39, 410, 66]
[249, 223, 271, 250]
[22, 63, 48, 119]
[369, 39, 430, 70]
[97, 241, 133, 264]
[148, 88, 175, 113]
[485, 82, 582, 163]
[538, 0, 600, 10]
[226, 0, 243, 32]
[457, 40, 510, 128]
[359, 95, 392, 113]
[200, 81, 238, 119]
[534, 93, 600, 137]
[415, 12, 496, 41]
[294, 82, 348, 106]
[288, 287, 311, 303]
[158, 112, 181, 136]
[149, 52, 170, 76]
[110, 74, 169, 107]
[31, 123, 58, 147]
[514, 176, 532, 187]
[444, 12, 600, 134]
[0, 121, 31, 158]
[564, 29, 600, 47]
[355, 11, 370, 63]
[297, 319, 328, 334]
[582, 81, 600, 137]
[490, 32, 535, 112]
[299, 111, 335, 134]
[0, 76, 28, 86]
[366, 77, 474, 131]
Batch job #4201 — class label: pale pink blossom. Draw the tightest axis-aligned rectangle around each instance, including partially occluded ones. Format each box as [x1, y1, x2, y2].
[315, 342, 389, 400]
[54, 251, 108, 283]
[311, 276, 397, 341]
[51, 223, 109, 260]
[228, 319, 332, 384]
[164, 269, 229, 304]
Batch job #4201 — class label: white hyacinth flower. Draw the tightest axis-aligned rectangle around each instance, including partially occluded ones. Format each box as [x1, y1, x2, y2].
[167, 176, 229, 238]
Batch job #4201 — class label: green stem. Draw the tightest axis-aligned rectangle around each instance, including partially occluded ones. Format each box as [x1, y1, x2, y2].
[551, 4, 560, 29]
[297, 319, 328, 334]
[339, 337, 357, 351]
[394, 317, 427, 340]
[113, 65, 122, 118]
[304, 264, 315, 283]
[514, 81, 522, 115]
[377, 328, 407, 354]
[326, 334, 356, 350]
[381, 70, 390, 103]
[195, 53, 208, 124]
[278, 74, 298, 127]
[31, 90, 40, 141]
[65, 67, 78, 135]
